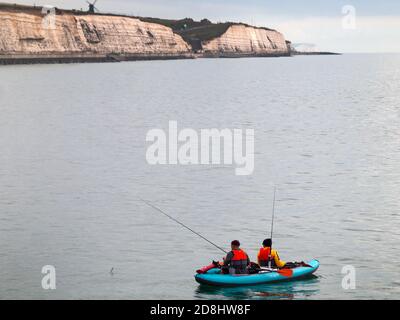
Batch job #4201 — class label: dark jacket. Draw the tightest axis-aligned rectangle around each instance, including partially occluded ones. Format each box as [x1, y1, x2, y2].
[223, 249, 250, 274]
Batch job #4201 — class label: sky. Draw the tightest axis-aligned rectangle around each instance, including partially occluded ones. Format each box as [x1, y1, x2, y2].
[9, 0, 400, 53]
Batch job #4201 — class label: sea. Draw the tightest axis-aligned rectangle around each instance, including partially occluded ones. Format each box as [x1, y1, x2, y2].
[1, 53, 399, 299]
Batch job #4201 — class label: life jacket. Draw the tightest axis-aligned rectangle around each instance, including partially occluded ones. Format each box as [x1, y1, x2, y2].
[258, 247, 276, 267]
[232, 249, 248, 261]
[230, 249, 248, 273]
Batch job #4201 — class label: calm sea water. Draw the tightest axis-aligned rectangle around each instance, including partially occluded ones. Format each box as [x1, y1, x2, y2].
[1, 54, 400, 300]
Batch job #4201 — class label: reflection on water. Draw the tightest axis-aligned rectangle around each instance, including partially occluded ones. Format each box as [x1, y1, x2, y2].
[194, 275, 320, 300]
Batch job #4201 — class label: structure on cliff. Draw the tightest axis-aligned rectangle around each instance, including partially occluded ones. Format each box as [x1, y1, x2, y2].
[0, 3, 291, 64]
[87, 1, 99, 14]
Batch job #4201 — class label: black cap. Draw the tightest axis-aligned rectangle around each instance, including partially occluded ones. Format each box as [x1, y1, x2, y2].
[263, 238, 272, 247]
[231, 240, 240, 246]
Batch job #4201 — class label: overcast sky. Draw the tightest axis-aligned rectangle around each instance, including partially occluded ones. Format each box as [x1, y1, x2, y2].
[10, 0, 400, 52]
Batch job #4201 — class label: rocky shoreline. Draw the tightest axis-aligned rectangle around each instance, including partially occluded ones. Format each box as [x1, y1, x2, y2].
[0, 53, 195, 65]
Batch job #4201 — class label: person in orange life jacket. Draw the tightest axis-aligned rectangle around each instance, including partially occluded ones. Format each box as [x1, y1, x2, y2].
[257, 238, 286, 268]
[222, 240, 250, 274]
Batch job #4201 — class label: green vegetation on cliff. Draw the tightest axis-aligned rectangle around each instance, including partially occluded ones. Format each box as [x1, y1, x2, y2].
[139, 17, 278, 51]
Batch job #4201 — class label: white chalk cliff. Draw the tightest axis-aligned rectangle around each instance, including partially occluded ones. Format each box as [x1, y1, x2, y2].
[0, 5, 291, 62]
[201, 24, 289, 55]
[0, 9, 191, 57]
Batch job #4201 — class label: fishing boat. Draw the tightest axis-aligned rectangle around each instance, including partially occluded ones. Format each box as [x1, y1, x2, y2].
[195, 259, 319, 286]
[140, 189, 319, 288]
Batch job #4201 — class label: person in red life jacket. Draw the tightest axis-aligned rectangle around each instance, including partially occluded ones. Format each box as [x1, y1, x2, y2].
[257, 238, 286, 268]
[222, 240, 250, 274]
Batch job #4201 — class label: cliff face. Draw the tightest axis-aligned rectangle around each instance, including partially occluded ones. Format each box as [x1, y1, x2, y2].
[0, 9, 192, 57]
[201, 24, 289, 56]
[0, 5, 291, 64]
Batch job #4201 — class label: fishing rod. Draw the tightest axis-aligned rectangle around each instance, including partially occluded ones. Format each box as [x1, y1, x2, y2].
[139, 198, 228, 254]
[268, 186, 277, 268]
[270, 186, 277, 240]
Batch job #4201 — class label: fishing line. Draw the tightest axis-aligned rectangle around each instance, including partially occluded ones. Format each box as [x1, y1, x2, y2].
[140, 198, 228, 254]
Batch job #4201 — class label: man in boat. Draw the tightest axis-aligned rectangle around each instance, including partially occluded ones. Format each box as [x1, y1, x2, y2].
[257, 238, 286, 268]
[222, 240, 250, 274]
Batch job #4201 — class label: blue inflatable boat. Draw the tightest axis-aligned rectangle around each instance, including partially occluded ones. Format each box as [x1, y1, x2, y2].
[195, 260, 319, 286]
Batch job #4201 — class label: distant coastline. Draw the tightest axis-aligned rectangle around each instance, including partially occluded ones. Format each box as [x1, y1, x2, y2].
[0, 3, 338, 65]
[292, 51, 341, 56]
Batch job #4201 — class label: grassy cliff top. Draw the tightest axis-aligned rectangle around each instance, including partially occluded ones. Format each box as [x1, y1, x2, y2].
[139, 18, 234, 42]
[140, 17, 278, 43]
